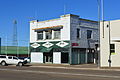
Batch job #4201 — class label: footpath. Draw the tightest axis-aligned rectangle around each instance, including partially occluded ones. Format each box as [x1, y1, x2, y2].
[29, 63, 120, 71]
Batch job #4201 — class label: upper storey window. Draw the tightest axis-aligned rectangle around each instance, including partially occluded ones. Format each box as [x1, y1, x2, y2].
[87, 30, 92, 39]
[37, 31, 43, 40]
[54, 29, 61, 39]
[33, 25, 63, 40]
[77, 28, 81, 39]
[45, 30, 52, 39]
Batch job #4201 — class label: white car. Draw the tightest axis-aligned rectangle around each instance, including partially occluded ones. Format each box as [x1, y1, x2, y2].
[0, 55, 27, 66]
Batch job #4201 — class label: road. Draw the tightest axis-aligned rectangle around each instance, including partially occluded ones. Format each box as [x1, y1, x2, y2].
[0, 66, 120, 80]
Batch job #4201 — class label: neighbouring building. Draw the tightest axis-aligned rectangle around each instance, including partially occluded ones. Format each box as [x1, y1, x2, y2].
[100, 20, 120, 67]
[30, 14, 99, 64]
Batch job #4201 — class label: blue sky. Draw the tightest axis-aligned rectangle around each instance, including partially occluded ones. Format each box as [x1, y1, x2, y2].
[0, 0, 120, 46]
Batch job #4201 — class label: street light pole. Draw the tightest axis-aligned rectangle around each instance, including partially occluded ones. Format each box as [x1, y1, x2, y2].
[97, 0, 101, 68]
[101, 0, 105, 38]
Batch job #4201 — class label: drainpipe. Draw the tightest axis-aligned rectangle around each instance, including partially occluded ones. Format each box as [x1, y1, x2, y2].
[108, 21, 111, 67]
[69, 40, 72, 64]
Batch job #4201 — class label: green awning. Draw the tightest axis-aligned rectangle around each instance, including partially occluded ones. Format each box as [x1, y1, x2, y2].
[40, 47, 52, 52]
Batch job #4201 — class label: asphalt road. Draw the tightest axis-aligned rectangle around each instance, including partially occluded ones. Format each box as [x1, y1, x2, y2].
[0, 66, 120, 80]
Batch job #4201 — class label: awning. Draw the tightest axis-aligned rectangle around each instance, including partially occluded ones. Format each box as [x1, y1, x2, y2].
[32, 25, 63, 32]
[40, 47, 52, 52]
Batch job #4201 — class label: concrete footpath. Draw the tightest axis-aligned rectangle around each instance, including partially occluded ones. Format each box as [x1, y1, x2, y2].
[29, 63, 120, 71]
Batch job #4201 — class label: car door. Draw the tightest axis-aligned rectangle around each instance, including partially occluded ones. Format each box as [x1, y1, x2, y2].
[13, 57, 19, 64]
[7, 56, 13, 64]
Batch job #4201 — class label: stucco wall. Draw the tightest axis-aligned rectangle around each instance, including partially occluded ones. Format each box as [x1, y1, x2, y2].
[110, 20, 120, 67]
[100, 20, 120, 67]
[100, 21, 110, 67]
[30, 15, 71, 43]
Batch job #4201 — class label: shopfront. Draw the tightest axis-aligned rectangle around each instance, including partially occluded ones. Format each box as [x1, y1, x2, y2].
[30, 41, 69, 64]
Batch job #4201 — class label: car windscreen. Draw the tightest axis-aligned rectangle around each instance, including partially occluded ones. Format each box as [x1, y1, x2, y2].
[13, 57, 18, 60]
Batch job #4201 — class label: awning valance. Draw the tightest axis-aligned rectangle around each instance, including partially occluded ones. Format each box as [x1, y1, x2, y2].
[40, 47, 53, 52]
[32, 25, 63, 32]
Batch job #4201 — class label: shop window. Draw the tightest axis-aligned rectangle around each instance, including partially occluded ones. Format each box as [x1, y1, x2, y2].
[110, 44, 115, 53]
[87, 30, 92, 39]
[45, 30, 52, 39]
[37, 31, 43, 40]
[54, 29, 61, 39]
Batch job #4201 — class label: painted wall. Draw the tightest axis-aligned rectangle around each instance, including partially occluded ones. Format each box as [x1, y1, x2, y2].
[100, 20, 120, 67]
[30, 15, 71, 43]
[53, 52, 61, 64]
[70, 17, 98, 48]
[100, 21, 110, 67]
[31, 52, 43, 63]
[110, 20, 120, 67]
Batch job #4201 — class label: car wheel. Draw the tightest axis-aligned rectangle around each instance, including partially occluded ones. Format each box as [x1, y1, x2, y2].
[1, 61, 6, 66]
[18, 62, 23, 67]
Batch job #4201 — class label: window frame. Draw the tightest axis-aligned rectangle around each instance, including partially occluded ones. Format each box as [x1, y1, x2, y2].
[87, 30, 92, 39]
[45, 30, 52, 40]
[54, 29, 61, 39]
[37, 31, 43, 40]
[110, 44, 115, 53]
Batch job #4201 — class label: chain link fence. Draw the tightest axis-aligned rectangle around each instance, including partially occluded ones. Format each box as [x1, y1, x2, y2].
[0, 37, 30, 58]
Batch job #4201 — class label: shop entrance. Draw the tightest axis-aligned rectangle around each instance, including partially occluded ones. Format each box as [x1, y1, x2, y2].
[61, 52, 69, 63]
[43, 52, 53, 63]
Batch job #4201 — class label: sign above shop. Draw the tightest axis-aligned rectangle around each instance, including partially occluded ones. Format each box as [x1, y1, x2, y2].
[72, 43, 79, 46]
[31, 43, 40, 48]
[42, 42, 54, 48]
[56, 41, 69, 47]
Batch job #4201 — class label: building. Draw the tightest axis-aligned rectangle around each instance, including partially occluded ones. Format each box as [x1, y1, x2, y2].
[30, 14, 98, 64]
[100, 20, 120, 67]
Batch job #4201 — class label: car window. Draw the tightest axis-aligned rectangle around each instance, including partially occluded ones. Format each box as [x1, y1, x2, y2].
[13, 57, 18, 60]
[8, 56, 12, 59]
[0, 56, 6, 58]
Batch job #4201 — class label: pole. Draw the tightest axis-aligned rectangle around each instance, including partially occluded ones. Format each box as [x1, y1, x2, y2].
[28, 41, 30, 58]
[17, 42, 19, 57]
[97, 0, 101, 68]
[5, 36, 7, 55]
[101, 0, 105, 38]
[108, 21, 111, 67]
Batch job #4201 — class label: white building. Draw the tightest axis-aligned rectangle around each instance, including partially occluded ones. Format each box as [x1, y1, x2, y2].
[30, 14, 99, 64]
[100, 20, 120, 67]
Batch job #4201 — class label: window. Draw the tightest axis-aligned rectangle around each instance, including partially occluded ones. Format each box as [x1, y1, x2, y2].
[110, 44, 115, 53]
[45, 30, 52, 39]
[87, 30, 92, 39]
[77, 28, 80, 39]
[8, 56, 12, 59]
[13, 57, 18, 60]
[54, 29, 61, 39]
[37, 31, 43, 40]
[0, 56, 6, 58]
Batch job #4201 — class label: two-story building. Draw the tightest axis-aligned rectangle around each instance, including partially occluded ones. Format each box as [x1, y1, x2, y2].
[30, 14, 98, 64]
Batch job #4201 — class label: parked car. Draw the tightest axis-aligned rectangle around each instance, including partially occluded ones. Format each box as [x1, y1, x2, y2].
[24, 57, 30, 63]
[18, 57, 30, 63]
[0, 55, 28, 66]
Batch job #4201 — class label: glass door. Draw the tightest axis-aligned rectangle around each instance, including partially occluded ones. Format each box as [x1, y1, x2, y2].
[44, 52, 53, 63]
